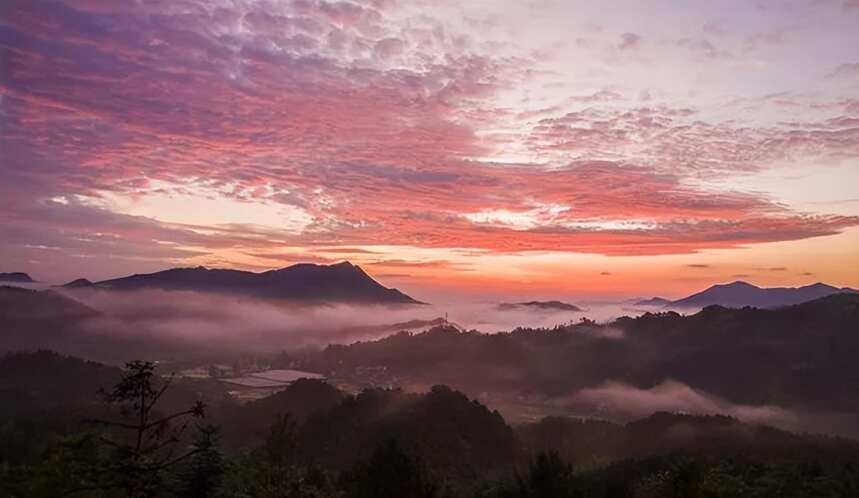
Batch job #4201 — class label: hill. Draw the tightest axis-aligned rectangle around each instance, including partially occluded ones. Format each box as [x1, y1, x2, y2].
[0, 286, 98, 357]
[2, 351, 859, 498]
[91, 261, 422, 304]
[518, 411, 859, 466]
[634, 297, 671, 306]
[497, 301, 582, 312]
[60, 278, 94, 289]
[0, 285, 97, 324]
[0, 272, 34, 283]
[0, 286, 182, 361]
[295, 294, 859, 434]
[669, 280, 857, 308]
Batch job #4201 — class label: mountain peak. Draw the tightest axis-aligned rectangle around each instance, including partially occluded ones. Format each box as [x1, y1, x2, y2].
[720, 280, 758, 289]
[671, 280, 852, 309]
[61, 278, 94, 289]
[497, 300, 583, 312]
[92, 262, 422, 305]
[634, 296, 671, 306]
[0, 272, 35, 283]
[800, 282, 837, 291]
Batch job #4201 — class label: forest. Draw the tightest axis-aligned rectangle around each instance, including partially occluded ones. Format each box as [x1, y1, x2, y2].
[2, 350, 858, 498]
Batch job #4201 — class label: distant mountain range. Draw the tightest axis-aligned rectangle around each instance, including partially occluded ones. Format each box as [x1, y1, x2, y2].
[668, 281, 857, 309]
[633, 297, 672, 307]
[63, 262, 422, 305]
[0, 272, 34, 283]
[497, 300, 583, 312]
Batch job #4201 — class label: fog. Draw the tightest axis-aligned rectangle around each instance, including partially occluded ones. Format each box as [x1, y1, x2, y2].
[551, 380, 859, 438]
[60, 289, 648, 354]
[7, 286, 856, 438]
[560, 380, 799, 427]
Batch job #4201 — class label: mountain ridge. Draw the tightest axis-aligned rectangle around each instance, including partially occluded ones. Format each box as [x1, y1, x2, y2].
[668, 280, 857, 309]
[633, 297, 672, 306]
[0, 272, 35, 283]
[86, 261, 423, 305]
[497, 300, 583, 312]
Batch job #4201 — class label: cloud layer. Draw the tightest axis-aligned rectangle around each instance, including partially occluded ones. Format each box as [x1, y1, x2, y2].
[1, 0, 857, 286]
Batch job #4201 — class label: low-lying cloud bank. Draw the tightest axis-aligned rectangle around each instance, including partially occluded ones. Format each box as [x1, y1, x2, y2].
[556, 380, 859, 438]
[61, 289, 632, 355]
[564, 380, 798, 426]
[68, 289, 437, 352]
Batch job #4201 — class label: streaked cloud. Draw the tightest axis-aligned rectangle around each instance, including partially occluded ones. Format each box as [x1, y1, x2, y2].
[0, 0, 856, 293]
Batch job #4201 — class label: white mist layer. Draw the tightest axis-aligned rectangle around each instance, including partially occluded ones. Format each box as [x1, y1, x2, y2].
[62, 289, 647, 352]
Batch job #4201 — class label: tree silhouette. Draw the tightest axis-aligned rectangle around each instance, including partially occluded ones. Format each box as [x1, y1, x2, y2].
[218, 413, 337, 498]
[516, 451, 579, 498]
[349, 439, 437, 498]
[178, 425, 223, 498]
[77, 360, 206, 497]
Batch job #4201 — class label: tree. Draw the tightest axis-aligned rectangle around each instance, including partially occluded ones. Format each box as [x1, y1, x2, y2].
[218, 414, 337, 498]
[516, 451, 579, 498]
[178, 425, 223, 498]
[348, 439, 437, 498]
[78, 360, 207, 497]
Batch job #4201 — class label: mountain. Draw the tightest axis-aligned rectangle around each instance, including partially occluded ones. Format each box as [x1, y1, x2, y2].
[91, 261, 423, 305]
[337, 317, 452, 337]
[519, 411, 859, 467]
[60, 278, 94, 289]
[0, 272, 34, 283]
[4, 350, 859, 497]
[0, 286, 102, 355]
[633, 297, 671, 306]
[497, 300, 582, 312]
[669, 280, 857, 308]
[0, 285, 97, 320]
[298, 294, 859, 435]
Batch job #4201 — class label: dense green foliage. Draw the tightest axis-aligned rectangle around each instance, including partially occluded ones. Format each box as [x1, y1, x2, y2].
[2, 351, 859, 497]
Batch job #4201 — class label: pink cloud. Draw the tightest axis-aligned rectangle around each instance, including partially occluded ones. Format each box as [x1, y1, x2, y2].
[0, 0, 857, 279]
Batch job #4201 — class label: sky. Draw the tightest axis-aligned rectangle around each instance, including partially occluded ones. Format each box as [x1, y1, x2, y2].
[1, 0, 857, 302]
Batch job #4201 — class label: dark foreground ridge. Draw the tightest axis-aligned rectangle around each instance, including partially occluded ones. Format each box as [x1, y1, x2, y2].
[2, 350, 858, 498]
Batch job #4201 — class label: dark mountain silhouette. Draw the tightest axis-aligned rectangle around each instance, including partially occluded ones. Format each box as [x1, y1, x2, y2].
[633, 297, 671, 306]
[0, 272, 34, 283]
[669, 280, 857, 308]
[338, 317, 451, 337]
[497, 300, 582, 312]
[92, 261, 423, 304]
[298, 384, 518, 476]
[0, 285, 97, 321]
[0, 286, 102, 355]
[0, 350, 120, 418]
[298, 294, 859, 435]
[519, 411, 859, 466]
[60, 278, 94, 289]
[0, 286, 210, 361]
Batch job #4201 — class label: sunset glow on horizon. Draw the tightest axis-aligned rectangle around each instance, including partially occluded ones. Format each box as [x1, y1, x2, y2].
[1, 0, 857, 301]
